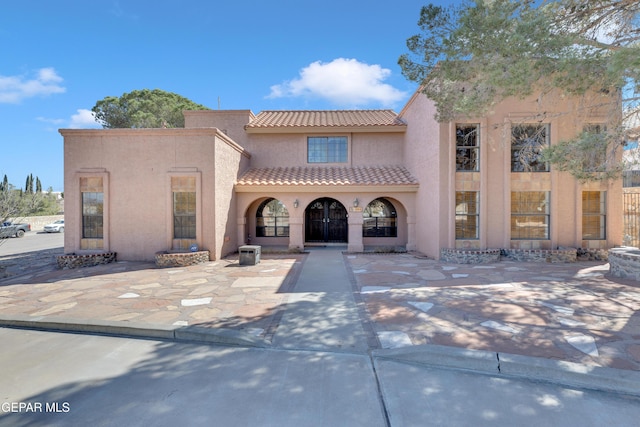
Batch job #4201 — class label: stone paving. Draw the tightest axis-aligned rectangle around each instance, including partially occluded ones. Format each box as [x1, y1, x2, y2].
[348, 254, 640, 370]
[1, 248, 640, 371]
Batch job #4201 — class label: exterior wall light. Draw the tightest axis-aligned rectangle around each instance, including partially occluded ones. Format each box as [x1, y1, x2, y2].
[353, 198, 359, 207]
[293, 199, 299, 208]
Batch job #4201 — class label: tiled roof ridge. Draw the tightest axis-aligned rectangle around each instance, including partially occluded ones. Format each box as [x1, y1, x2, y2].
[246, 110, 405, 128]
[256, 109, 396, 112]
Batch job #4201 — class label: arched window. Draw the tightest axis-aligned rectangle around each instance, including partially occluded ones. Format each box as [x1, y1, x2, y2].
[363, 198, 397, 237]
[256, 198, 290, 237]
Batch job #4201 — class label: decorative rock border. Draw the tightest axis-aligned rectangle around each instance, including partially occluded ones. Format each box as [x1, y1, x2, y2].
[502, 248, 577, 263]
[439, 247, 600, 264]
[608, 247, 640, 280]
[577, 248, 609, 262]
[56, 252, 117, 269]
[440, 248, 501, 264]
[155, 250, 210, 267]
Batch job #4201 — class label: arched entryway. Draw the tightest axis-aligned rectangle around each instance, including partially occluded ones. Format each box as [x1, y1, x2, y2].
[305, 198, 348, 243]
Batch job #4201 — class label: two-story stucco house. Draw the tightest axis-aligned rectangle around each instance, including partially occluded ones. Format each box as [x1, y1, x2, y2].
[59, 88, 622, 262]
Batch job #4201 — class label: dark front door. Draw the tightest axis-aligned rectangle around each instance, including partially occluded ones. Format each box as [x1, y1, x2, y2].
[305, 198, 348, 243]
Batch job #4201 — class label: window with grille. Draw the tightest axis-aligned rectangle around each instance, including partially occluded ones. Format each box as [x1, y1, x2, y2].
[456, 125, 479, 171]
[256, 198, 290, 237]
[511, 124, 549, 172]
[363, 198, 397, 237]
[511, 191, 550, 239]
[455, 191, 479, 239]
[582, 124, 607, 172]
[582, 191, 606, 239]
[82, 192, 103, 238]
[307, 136, 348, 163]
[173, 191, 196, 239]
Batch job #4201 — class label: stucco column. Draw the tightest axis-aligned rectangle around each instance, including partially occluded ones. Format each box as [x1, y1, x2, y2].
[288, 216, 304, 251]
[348, 210, 364, 252]
[237, 217, 247, 247]
[406, 216, 417, 251]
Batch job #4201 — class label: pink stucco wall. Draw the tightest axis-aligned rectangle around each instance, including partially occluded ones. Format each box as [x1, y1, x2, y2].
[61, 128, 249, 261]
[399, 89, 622, 257]
[60, 88, 622, 262]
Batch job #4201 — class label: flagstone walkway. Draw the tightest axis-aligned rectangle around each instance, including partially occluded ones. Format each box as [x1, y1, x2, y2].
[1, 248, 639, 370]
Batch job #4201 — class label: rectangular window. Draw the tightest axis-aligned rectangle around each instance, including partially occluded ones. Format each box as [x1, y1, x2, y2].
[582, 191, 606, 239]
[582, 124, 607, 172]
[456, 124, 480, 171]
[511, 124, 549, 172]
[511, 192, 550, 239]
[307, 136, 348, 163]
[82, 192, 103, 238]
[455, 191, 479, 239]
[173, 191, 196, 239]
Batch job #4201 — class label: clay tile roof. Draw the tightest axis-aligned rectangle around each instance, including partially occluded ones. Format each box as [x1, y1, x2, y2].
[236, 165, 419, 186]
[245, 110, 406, 129]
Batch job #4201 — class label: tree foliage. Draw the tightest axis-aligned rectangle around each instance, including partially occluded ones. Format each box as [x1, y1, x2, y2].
[91, 89, 210, 129]
[1, 174, 59, 223]
[399, 0, 640, 181]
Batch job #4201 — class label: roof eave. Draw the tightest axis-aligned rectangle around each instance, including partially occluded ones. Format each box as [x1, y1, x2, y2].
[234, 184, 419, 193]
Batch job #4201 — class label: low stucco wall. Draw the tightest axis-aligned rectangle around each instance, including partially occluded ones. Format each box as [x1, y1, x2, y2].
[609, 247, 640, 280]
[8, 215, 64, 231]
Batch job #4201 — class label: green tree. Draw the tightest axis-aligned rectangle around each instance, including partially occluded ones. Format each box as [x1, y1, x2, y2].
[91, 89, 210, 129]
[25, 174, 33, 194]
[1, 174, 58, 224]
[399, 0, 640, 181]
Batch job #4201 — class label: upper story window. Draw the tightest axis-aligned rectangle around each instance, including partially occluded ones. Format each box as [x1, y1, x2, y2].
[511, 124, 550, 172]
[456, 124, 479, 171]
[582, 124, 607, 172]
[308, 136, 348, 163]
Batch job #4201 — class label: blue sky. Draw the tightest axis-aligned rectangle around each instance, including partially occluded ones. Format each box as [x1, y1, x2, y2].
[0, 0, 452, 192]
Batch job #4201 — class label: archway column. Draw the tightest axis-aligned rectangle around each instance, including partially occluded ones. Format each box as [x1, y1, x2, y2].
[348, 210, 364, 252]
[288, 216, 304, 251]
[406, 215, 417, 251]
[237, 217, 247, 246]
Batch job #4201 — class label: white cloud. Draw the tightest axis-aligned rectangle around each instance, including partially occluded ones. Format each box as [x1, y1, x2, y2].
[36, 109, 101, 131]
[0, 67, 66, 103]
[69, 109, 101, 129]
[268, 58, 407, 108]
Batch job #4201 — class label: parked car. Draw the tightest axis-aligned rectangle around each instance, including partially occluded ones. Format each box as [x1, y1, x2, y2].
[44, 219, 64, 233]
[0, 221, 31, 238]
